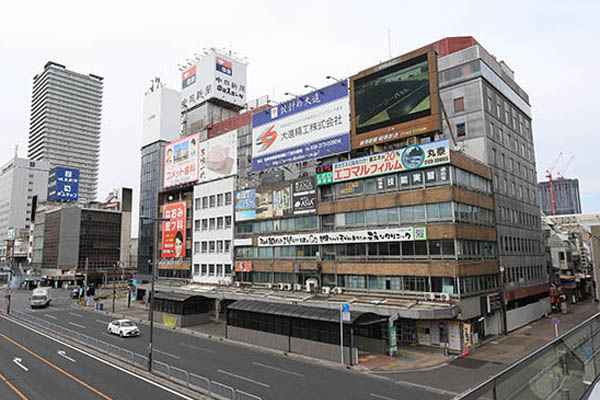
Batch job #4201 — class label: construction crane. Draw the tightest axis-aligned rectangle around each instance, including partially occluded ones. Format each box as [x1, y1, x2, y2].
[545, 152, 562, 216]
[556, 155, 575, 179]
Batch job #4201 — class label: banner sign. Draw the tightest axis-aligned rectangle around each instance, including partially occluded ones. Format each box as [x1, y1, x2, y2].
[161, 201, 186, 258]
[292, 177, 316, 215]
[164, 133, 200, 188]
[258, 227, 427, 247]
[234, 261, 253, 272]
[198, 129, 237, 183]
[316, 139, 450, 186]
[252, 81, 350, 172]
[235, 189, 256, 221]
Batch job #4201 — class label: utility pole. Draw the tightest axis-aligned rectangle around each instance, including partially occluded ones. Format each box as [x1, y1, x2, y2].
[84, 257, 89, 301]
[112, 263, 116, 313]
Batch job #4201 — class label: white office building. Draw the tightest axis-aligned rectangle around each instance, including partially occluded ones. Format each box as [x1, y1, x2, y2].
[0, 157, 50, 261]
[192, 176, 234, 284]
[28, 61, 103, 204]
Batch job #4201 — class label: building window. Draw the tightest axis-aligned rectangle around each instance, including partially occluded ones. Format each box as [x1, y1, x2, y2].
[225, 216, 232, 229]
[202, 197, 208, 209]
[225, 192, 232, 205]
[201, 264, 207, 275]
[487, 96, 492, 110]
[224, 240, 231, 253]
[209, 195, 216, 208]
[217, 217, 224, 230]
[193, 264, 200, 275]
[194, 220, 200, 232]
[209, 218, 216, 230]
[209, 264, 215, 276]
[195, 198, 201, 210]
[456, 123, 466, 137]
[225, 264, 232, 274]
[217, 241, 223, 253]
[201, 242, 207, 253]
[202, 219, 208, 231]
[217, 194, 224, 207]
[453, 97, 465, 113]
[194, 242, 200, 254]
[209, 241, 215, 253]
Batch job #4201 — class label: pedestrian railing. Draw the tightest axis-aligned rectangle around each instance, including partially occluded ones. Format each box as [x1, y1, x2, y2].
[454, 312, 600, 400]
[10, 310, 263, 400]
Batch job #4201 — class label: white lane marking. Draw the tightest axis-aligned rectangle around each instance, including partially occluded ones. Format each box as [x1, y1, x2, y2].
[252, 361, 304, 377]
[153, 349, 181, 360]
[96, 319, 110, 325]
[45, 314, 58, 320]
[180, 342, 215, 354]
[13, 357, 28, 371]
[217, 369, 271, 388]
[68, 312, 83, 318]
[57, 350, 76, 362]
[394, 379, 459, 396]
[68, 322, 86, 329]
[2, 315, 196, 399]
[370, 394, 397, 400]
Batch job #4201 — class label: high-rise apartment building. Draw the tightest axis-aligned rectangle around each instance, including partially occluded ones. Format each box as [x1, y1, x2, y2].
[438, 37, 547, 323]
[538, 178, 582, 216]
[0, 157, 50, 262]
[28, 61, 103, 204]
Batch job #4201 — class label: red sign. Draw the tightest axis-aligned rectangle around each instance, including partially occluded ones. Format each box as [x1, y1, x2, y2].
[235, 261, 253, 272]
[161, 202, 186, 258]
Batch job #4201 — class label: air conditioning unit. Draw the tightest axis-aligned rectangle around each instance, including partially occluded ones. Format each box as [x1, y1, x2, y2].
[234, 281, 241, 287]
[284, 283, 293, 291]
[322, 286, 331, 295]
[332, 287, 343, 295]
[277, 283, 286, 290]
[306, 278, 319, 292]
[293, 283, 303, 291]
[425, 292, 436, 301]
[266, 283, 273, 289]
[440, 293, 451, 301]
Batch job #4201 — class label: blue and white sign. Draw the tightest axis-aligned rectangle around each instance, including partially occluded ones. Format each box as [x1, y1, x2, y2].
[48, 167, 80, 201]
[252, 81, 350, 172]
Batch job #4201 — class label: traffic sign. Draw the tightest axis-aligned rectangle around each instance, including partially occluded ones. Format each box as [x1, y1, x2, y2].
[552, 317, 559, 325]
[342, 311, 351, 322]
[342, 303, 350, 312]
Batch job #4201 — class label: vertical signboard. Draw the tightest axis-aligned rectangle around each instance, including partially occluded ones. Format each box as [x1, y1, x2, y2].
[164, 133, 200, 188]
[234, 189, 256, 221]
[292, 177, 317, 215]
[251, 81, 350, 172]
[48, 167, 80, 201]
[161, 202, 186, 258]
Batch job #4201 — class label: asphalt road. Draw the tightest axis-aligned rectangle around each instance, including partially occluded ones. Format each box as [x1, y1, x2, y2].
[0, 311, 195, 400]
[2, 288, 451, 400]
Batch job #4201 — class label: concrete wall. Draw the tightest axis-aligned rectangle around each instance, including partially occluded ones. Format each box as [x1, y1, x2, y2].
[226, 326, 358, 365]
[507, 298, 551, 332]
[58, 207, 81, 268]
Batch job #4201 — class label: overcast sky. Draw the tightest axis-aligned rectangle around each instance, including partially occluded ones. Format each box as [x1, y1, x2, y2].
[1, 0, 599, 237]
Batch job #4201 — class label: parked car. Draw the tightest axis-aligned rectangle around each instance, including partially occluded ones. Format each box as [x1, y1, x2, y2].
[107, 319, 139, 337]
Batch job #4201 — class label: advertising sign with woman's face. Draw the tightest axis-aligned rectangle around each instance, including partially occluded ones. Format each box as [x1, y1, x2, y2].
[161, 201, 186, 258]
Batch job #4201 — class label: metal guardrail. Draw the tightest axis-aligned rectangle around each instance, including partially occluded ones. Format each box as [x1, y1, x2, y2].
[10, 310, 263, 400]
[454, 312, 600, 400]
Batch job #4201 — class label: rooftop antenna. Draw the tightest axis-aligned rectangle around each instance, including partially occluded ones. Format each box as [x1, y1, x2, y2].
[14, 145, 18, 158]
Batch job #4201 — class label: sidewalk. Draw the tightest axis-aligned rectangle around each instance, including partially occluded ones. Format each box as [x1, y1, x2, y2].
[358, 345, 452, 372]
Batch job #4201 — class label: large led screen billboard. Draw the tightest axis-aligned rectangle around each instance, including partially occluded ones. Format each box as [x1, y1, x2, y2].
[350, 47, 440, 149]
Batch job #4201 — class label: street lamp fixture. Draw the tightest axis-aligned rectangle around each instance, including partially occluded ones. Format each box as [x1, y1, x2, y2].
[326, 75, 342, 83]
[304, 84, 318, 91]
[284, 92, 299, 98]
[140, 215, 169, 372]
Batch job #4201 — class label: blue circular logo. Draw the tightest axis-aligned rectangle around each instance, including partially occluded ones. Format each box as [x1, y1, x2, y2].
[401, 145, 425, 169]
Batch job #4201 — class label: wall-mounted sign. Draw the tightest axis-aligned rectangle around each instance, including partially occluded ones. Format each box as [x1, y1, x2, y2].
[161, 201, 186, 258]
[292, 177, 316, 215]
[234, 261, 253, 272]
[164, 133, 200, 188]
[234, 189, 256, 221]
[258, 226, 427, 247]
[316, 139, 450, 186]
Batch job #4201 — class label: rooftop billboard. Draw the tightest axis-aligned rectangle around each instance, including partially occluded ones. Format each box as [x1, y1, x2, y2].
[350, 47, 441, 149]
[47, 167, 80, 201]
[251, 81, 350, 172]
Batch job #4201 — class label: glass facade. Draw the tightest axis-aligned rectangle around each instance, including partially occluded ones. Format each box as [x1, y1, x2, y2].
[78, 210, 121, 268]
[137, 141, 165, 275]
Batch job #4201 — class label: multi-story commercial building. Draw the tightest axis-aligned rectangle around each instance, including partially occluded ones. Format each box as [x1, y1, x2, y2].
[137, 80, 180, 277]
[437, 37, 548, 327]
[0, 157, 50, 262]
[27, 61, 103, 204]
[538, 178, 582, 216]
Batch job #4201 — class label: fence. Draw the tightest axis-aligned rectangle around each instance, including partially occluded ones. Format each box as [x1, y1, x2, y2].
[454, 312, 600, 400]
[10, 310, 263, 400]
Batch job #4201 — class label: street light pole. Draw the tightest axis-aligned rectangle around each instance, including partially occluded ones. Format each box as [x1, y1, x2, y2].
[112, 263, 117, 314]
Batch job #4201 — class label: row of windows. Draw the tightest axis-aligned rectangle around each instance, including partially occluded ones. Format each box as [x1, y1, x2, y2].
[194, 216, 232, 232]
[194, 192, 233, 210]
[236, 215, 318, 235]
[193, 263, 232, 276]
[497, 206, 539, 229]
[500, 236, 542, 255]
[505, 265, 545, 284]
[194, 240, 232, 254]
[235, 240, 497, 260]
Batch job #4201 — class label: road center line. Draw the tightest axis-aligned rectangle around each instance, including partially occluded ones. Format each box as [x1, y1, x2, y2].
[252, 362, 304, 377]
[68, 322, 86, 329]
[45, 314, 58, 320]
[370, 393, 398, 400]
[0, 332, 113, 400]
[0, 371, 29, 400]
[154, 349, 181, 359]
[180, 342, 215, 353]
[217, 369, 271, 388]
[69, 312, 83, 318]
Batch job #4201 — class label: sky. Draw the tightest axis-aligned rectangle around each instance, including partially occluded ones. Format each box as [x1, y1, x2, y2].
[1, 0, 599, 238]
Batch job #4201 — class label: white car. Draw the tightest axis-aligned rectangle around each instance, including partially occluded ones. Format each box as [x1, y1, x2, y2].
[107, 319, 140, 338]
